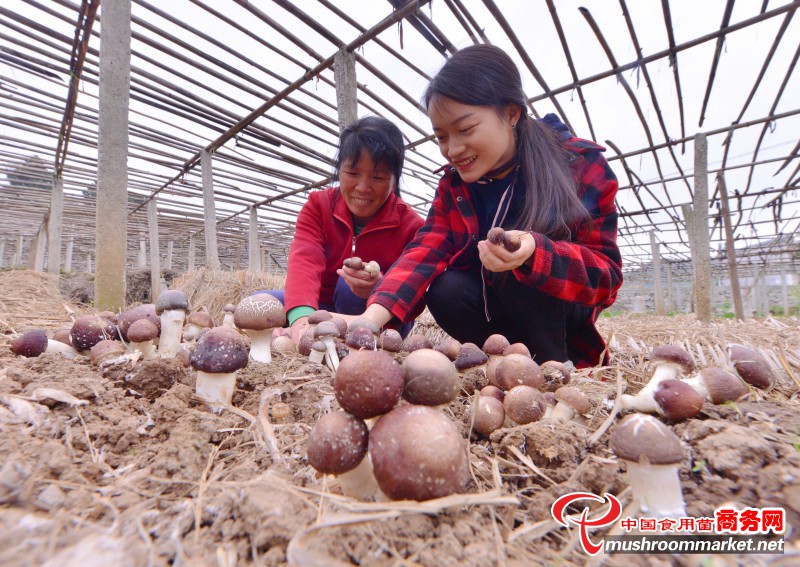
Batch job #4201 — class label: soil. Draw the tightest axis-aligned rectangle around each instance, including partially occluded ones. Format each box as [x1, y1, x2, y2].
[1, 271, 799, 566]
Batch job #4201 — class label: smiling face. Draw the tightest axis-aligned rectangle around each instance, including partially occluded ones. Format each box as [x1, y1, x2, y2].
[340, 150, 396, 226]
[429, 95, 521, 184]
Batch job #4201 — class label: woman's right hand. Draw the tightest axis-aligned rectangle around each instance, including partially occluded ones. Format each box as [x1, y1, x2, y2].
[336, 265, 382, 299]
[289, 316, 311, 344]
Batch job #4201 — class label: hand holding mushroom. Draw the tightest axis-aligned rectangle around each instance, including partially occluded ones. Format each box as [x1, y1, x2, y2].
[337, 257, 382, 300]
[479, 228, 535, 273]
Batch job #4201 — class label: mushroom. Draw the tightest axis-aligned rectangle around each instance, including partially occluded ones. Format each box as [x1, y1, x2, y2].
[727, 343, 775, 390]
[379, 329, 403, 355]
[404, 333, 433, 352]
[297, 327, 316, 357]
[619, 345, 695, 413]
[189, 326, 249, 410]
[271, 402, 293, 423]
[652, 379, 705, 421]
[487, 226, 521, 252]
[369, 404, 469, 501]
[541, 391, 558, 419]
[155, 290, 190, 358]
[364, 260, 380, 277]
[434, 337, 461, 361]
[117, 304, 160, 343]
[483, 333, 510, 360]
[314, 320, 341, 371]
[401, 349, 459, 406]
[343, 256, 364, 270]
[11, 329, 79, 359]
[471, 394, 505, 436]
[540, 360, 571, 392]
[308, 309, 332, 325]
[330, 317, 348, 340]
[682, 367, 750, 404]
[495, 353, 544, 391]
[126, 318, 159, 359]
[334, 350, 404, 419]
[503, 385, 546, 425]
[222, 303, 236, 327]
[480, 385, 505, 402]
[89, 339, 126, 366]
[503, 342, 531, 357]
[233, 292, 285, 364]
[308, 340, 327, 365]
[549, 386, 591, 421]
[183, 311, 214, 343]
[306, 411, 382, 501]
[70, 314, 117, 351]
[454, 342, 489, 372]
[609, 413, 686, 518]
[271, 334, 297, 355]
[345, 328, 378, 352]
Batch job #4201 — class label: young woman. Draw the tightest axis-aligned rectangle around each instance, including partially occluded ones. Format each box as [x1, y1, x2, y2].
[361, 45, 623, 368]
[280, 116, 423, 341]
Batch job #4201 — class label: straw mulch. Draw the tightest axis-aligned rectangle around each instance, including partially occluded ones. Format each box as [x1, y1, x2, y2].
[0, 269, 83, 335]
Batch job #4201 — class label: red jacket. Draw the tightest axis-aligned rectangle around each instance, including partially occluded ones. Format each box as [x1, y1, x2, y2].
[370, 136, 623, 367]
[285, 187, 424, 313]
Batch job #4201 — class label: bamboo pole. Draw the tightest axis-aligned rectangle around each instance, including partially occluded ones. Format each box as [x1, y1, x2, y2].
[148, 197, 161, 301]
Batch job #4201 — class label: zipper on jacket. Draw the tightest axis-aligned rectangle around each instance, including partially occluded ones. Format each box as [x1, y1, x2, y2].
[351, 235, 357, 255]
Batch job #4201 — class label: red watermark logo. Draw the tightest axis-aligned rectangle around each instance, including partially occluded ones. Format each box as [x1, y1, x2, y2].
[550, 492, 622, 556]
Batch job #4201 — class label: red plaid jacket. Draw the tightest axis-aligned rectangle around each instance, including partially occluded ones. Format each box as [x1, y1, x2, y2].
[369, 137, 623, 367]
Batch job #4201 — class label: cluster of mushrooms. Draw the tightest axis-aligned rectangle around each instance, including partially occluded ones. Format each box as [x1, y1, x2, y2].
[9, 283, 778, 512]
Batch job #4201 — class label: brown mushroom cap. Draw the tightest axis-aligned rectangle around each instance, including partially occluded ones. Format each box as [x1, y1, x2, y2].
[652, 379, 704, 421]
[698, 367, 750, 404]
[117, 304, 160, 341]
[454, 342, 489, 371]
[223, 303, 236, 314]
[487, 226, 506, 246]
[541, 360, 571, 391]
[486, 355, 504, 388]
[434, 337, 462, 361]
[369, 404, 469, 501]
[306, 412, 369, 475]
[11, 330, 49, 357]
[610, 413, 684, 464]
[155, 289, 189, 315]
[503, 343, 531, 357]
[503, 385, 546, 424]
[271, 335, 297, 354]
[297, 328, 316, 356]
[314, 320, 339, 340]
[472, 395, 505, 436]
[89, 339, 125, 365]
[70, 314, 117, 351]
[190, 326, 249, 374]
[52, 326, 73, 346]
[404, 333, 433, 353]
[186, 311, 215, 329]
[379, 329, 403, 353]
[727, 344, 775, 390]
[495, 354, 543, 391]
[234, 293, 285, 331]
[650, 345, 695, 374]
[482, 334, 510, 356]
[401, 349, 460, 406]
[343, 257, 364, 270]
[480, 385, 505, 402]
[554, 386, 591, 415]
[346, 328, 378, 350]
[308, 309, 332, 324]
[330, 317, 348, 339]
[348, 318, 380, 337]
[127, 318, 160, 343]
[334, 350, 404, 419]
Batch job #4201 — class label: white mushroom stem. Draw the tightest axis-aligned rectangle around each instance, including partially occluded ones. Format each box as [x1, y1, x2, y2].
[159, 309, 186, 358]
[45, 339, 79, 359]
[625, 461, 686, 518]
[681, 374, 711, 401]
[336, 454, 385, 501]
[309, 348, 325, 365]
[246, 329, 274, 364]
[322, 337, 339, 371]
[222, 312, 235, 328]
[130, 340, 157, 359]
[549, 401, 577, 421]
[619, 363, 681, 413]
[195, 370, 237, 410]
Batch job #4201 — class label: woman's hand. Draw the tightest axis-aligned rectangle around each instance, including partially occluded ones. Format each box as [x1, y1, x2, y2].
[288, 316, 311, 343]
[336, 265, 382, 299]
[478, 230, 536, 272]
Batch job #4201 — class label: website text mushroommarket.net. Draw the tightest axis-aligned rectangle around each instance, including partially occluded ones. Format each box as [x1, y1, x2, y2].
[604, 535, 784, 554]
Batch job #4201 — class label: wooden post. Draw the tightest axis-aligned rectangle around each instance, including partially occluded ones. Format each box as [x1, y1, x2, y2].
[188, 234, 196, 271]
[201, 149, 221, 269]
[47, 174, 64, 275]
[65, 235, 74, 272]
[148, 198, 161, 301]
[31, 216, 48, 271]
[165, 240, 173, 270]
[15, 235, 24, 267]
[781, 264, 790, 316]
[666, 263, 674, 312]
[86, 253, 92, 274]
[138, 235, 147, 267]
[0, 240, 4, 268]
[650, 231, 665, 315]
[716, 174, 744, 320]
[266, 249, 272, 274]
[688, 133, 712, 322]
[248, 205, 261, 272]
[760, 265, 769, 316]
[235, 243, 241, 271]
[95, 0, 131, 311]
[334, 48, 358, 131]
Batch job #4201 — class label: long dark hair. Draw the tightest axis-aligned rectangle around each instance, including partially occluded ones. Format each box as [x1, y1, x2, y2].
[423, 45, 589, 239]
[333, 116, 405, 196]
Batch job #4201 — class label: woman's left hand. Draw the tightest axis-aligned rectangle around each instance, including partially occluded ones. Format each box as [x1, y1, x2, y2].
[478, 230, 536, 272]
[336, 265, 382, 299]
